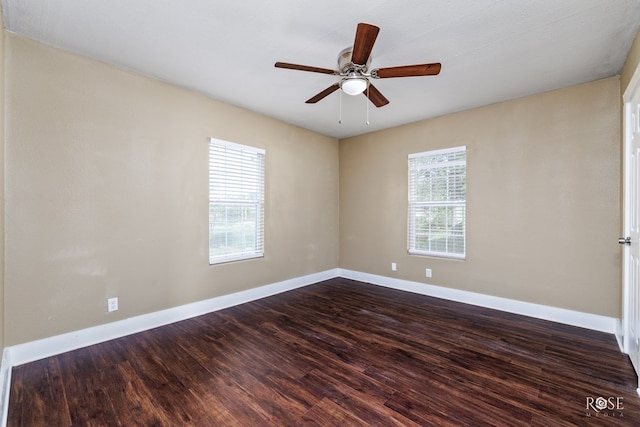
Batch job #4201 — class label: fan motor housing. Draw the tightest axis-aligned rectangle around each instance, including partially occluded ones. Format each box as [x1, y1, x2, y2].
[338, 47, 371, 74]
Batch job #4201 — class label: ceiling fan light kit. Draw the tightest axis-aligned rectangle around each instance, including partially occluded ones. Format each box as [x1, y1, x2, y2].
[341, 74, 368, 96]
[274, 22, 442, 119]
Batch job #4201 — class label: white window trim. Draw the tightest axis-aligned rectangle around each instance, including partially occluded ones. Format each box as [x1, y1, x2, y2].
[408, 145, 465, 159]
[209, 138, 265, 265]
[408, 145, 466, 260]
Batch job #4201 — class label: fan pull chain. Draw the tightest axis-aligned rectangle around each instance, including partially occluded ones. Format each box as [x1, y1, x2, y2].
[339, 86, 343, 124]
[366, 84, 370, 125]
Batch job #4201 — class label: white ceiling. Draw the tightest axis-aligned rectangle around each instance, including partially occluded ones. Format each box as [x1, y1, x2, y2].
[3, 0, 640, 139]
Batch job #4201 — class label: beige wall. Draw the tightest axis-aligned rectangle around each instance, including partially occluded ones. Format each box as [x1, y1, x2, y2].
[1, 29, 630, 346]
[340, 77, 621, 317]
[622, 28, 640, 94]
[4, 34, 339, 346]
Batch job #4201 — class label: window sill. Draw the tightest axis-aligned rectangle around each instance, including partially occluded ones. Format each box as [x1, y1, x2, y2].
[408, 251, 466, 261]
[209, 253, 264, 265]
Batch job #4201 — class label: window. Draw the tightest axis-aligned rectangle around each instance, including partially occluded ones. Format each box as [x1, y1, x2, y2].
[408, 146, 466, 259]
[209, 138, 265, 264]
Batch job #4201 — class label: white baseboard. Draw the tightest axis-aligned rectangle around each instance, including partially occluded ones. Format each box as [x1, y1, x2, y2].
[5, 268, 338, 368]
[3, 270, 618, 369]
[0, 267, 621, 426]
[338, 269, 618, 334]
[0, 349, 12, 427]
[615, 318, 625, 353]
[0, 268, 338, 425]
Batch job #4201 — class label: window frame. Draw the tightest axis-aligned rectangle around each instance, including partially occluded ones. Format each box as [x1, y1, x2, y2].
[209, 138, 265, 265]
[408, 145, 467, 260]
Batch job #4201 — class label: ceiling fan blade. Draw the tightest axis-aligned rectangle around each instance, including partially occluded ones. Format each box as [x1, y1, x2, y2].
[306, 83, 341, 104]
[351, 23, 380, 65]
[372, 63, 442, 78]
[275, 62, 338, 75]
[364, 83, 389, 107]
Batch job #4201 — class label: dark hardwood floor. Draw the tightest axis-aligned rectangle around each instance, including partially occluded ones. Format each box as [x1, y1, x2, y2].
[7, 278, 640, 426]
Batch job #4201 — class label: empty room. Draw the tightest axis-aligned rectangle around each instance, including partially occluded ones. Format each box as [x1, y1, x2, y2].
[2, 0, 640, 425]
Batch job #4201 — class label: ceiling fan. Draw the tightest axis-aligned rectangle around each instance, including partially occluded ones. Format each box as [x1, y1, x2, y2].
[274, 22, 441, 108]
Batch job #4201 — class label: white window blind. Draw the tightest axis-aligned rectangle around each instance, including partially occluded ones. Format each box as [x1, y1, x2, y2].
[408, 146, 466, 259]
[209, 138, 265, 264]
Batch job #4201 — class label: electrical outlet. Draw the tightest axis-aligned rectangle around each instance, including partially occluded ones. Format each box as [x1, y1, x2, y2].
[391, 262, 397, 271]
[425, 268, 432, 278]
[107, 297, 118, 312]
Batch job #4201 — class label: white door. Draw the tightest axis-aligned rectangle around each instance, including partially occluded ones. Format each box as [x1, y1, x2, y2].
[622, 68, 640, 390]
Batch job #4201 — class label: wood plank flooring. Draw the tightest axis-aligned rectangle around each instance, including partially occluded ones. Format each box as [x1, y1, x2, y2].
[7, 278, 640, 426]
